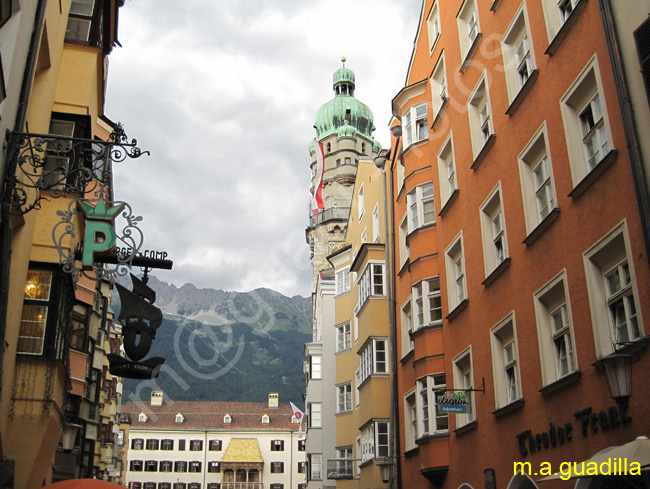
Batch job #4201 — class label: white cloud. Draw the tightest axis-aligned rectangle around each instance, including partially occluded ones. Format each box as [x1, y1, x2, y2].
[106, 0, 422, 296]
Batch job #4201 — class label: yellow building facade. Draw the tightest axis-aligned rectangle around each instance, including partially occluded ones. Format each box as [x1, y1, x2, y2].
[327, 160, 391, 489]
[0, 1, 129, 487]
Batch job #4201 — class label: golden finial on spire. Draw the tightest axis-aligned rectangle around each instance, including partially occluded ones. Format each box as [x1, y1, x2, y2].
[341, 56, 346, 67]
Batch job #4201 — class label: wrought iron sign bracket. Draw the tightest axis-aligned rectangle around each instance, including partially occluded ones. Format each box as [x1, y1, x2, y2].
[436, 377, 486, 393]
[2, 123, 149, 216]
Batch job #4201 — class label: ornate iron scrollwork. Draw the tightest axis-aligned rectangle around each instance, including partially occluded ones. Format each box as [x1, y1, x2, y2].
[51, 186, 145, 284]
[3, 123, 149, 215]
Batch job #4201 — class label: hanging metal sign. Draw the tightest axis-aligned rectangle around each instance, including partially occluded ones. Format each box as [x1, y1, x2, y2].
[108, 273, 165, 379]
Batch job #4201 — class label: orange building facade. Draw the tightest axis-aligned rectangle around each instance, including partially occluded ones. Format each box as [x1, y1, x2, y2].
[390, 1, 650, 489]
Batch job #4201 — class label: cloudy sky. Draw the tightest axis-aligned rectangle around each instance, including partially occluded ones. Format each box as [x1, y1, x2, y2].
[105, 0, 423, 298]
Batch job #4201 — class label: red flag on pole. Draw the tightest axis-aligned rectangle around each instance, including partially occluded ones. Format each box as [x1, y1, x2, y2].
[311, 140, 325, 216]
[290, 402, 305, 439]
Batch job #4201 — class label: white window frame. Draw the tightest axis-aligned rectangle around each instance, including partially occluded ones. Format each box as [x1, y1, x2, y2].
[335, 267, 351, 296]
[445, 232, 467, 312]
[403, 103, 428, 148]
[310, 454, 322, 480]
[372, 204, 380, 243]
[560, 56, 614, 189]
[357, 262, 385, 307]
[412, 277, 442, 331]
[457, 0, 481, 62]
[337, 382, 352, 414]
[360, 421, 390, 462]
[437, 131, 457, 208]
[479, 182, 509, 277]
[336, 322, 351, 353]
[400, 297, 414, 357]
[398, 214, 410, 269]
[453, 347, 475, 427]
[427, 2, 441, 53]
[518, 123, 558, 235]
[309, 403, 322, 428]
[490, 313, 522, 409]
[359, 338, 389, 384]
[501, 4, 536, 103]
[406, 182, 436, 233]
[430, 52, 448, 123]
[358, 184, 365, 218]
[534, 270, 578, 387]
[404, 390, 418, 450]
[540, 0, 584, 43]
[415, 374, 449, 438]
[558, 0, 580, 22]
[583, 221, 644, 358]
[468, 73, 494, 159]
[310, 354, 322, 380]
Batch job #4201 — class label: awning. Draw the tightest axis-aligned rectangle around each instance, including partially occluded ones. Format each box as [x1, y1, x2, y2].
[538, 436, 650, 484]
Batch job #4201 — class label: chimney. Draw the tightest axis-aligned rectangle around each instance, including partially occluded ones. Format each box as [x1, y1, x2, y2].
[151, 391, 164, 406]
[268, 392, 279, 409]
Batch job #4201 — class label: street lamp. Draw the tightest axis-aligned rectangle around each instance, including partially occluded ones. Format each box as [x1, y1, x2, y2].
[377, 457, 394, 484]
[596, 353, 637, 403]
[61, 423, 82, 452]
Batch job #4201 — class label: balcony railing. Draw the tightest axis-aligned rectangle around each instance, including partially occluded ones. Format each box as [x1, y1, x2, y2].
[309, 207, 350, 227]
[326, 459, 357, 479]
[221, 484, 262, 489]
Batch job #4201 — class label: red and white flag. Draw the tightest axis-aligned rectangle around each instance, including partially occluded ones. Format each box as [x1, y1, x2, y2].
[290, 402, 305, 439]
[311, 140, 325, 216]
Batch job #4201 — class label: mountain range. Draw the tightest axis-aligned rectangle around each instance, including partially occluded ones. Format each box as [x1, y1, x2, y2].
[113, 275, 312, 407]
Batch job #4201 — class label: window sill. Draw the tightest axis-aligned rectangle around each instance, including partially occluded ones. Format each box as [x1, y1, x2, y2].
[411, 322, 443, 339]
[445, 298, 469, 321]
[335, 410, 353, 417]
[568, 149, 618, 199]
[523, 207, 561, 246]
[400, 349, 415, 365]
[404, 446, 420, 457]
[454, 419, 478, 436]
[492, 398, 524, 417]
[470, 133, 496, 170]
[335, 347, 352, 356]
[398, 257, 410, 276]
[506, 69, 539, 116]
[545, 0, 588, 56]
[406, 222, 437, 244]
[403, 138, 429, 156]
[460, 33, 483, 73]
[429, 33, 441, 57]
[432, 98, 449, 130]
[357, 373, 390, 391]
[438, 188, 459, 217]
[416, 432, 450, 444]
[481, 257, 511, 287]
[539, 370, 582, 396]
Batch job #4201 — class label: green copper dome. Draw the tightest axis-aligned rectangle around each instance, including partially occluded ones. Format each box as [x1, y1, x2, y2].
[313, 66, 375, 140]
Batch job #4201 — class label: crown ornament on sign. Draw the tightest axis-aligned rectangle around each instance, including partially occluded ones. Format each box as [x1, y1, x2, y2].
[78, 198, 125, 221]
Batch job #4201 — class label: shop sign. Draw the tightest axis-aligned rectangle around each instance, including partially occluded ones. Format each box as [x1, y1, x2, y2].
[79, 198, 124, 267]
[515, 403, 632, 457]
[438, 391, 471, 414]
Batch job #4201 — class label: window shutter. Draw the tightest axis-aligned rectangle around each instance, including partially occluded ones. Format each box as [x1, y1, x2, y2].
[634, 17, 650, 109]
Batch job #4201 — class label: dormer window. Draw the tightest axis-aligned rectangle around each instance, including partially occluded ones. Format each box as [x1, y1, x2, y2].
[175, 413, 184, 423]
[291, 415, 298, 424]
[262, 414, 270, 424]
[224, 414, 232, 424]
[138, 412, 148, 422]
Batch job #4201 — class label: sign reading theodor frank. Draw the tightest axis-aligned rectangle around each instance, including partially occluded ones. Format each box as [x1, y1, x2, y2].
[108, 273, 165, 379]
